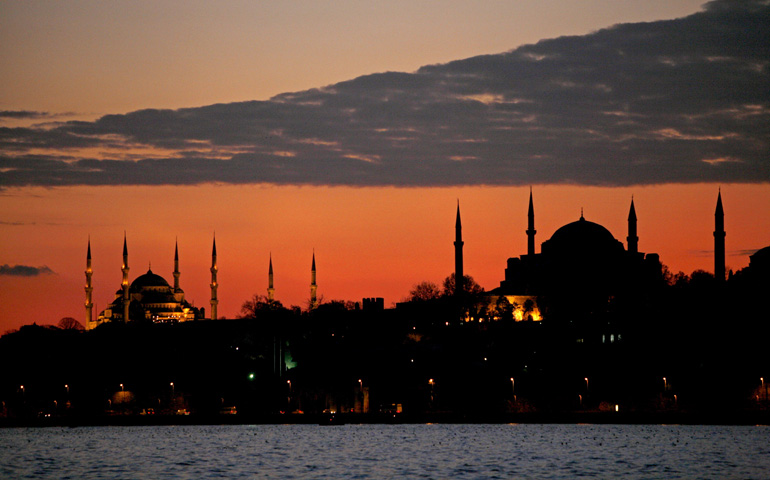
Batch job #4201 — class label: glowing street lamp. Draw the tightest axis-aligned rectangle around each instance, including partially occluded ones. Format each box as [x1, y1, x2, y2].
[584, 377, 589, 392]
[663, 377, 667, 390]
[170, 382, 175, 396]
[510, 377, 515, 396]
[358, 379, 363, 390]
[120, 383, 124, 391]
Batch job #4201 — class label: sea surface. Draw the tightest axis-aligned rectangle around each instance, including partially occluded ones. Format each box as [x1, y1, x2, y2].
[1, 423, 769, 479]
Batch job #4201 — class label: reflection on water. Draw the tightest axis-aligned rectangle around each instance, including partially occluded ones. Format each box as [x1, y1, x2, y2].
[1, 424, 769, 479]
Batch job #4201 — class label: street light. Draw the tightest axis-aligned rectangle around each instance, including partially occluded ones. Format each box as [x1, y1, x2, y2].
[510, 377, 515, 396]
[358, 379, 363, 390]
[170, 382, 174, 396]
[120, 383, 124, 391]
[663, 377, 667, 390]
[584, 377, 589, 391]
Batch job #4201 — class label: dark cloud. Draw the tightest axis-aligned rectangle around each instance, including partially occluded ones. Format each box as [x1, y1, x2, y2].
[1, 0, 768, 188]
[0, 111, 48, 120]
[0, 264, 55, 276]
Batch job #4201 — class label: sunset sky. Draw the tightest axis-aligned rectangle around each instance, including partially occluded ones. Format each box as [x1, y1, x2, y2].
[1, 0, 768, 333]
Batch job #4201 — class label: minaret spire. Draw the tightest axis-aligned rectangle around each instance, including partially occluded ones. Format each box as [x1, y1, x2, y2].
[454, 200, 464, 298]
[173, 237, 180, 292]
[714, 189, 726, 282]
[310, 251, 318, 309]
[627, 196, 638, 254]
[210, 234, 219, 319]
[526, 187, 536, 256]
[121, 232, 130, 322]
[85, 237, 93, 327]
[267, 253, 275, 302]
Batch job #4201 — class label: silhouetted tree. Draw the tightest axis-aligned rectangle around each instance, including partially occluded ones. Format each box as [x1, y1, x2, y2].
[522, 298, 535, 321]
[238, 294, 285, 319]
[57, 317, 84, 330]
[441, 273, 484, 298]
[408, 281, 441, 302]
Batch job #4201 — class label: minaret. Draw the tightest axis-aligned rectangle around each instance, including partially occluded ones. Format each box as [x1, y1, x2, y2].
[85, 237, 93, 326]
[526, 187, 536, 257]
[310, 251, 318, 309]
[714, 190, 726, 282]
[173, 238, 180, 292]
[627, 197, 638, 254]
[267, 253, 275, 302]
[121, 233, 130, 322]
[454, 201, 464, 297]
[210, 235, 218, 319]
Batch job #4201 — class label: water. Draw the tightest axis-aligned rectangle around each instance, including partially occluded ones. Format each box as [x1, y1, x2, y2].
[1, 424, 769, 479]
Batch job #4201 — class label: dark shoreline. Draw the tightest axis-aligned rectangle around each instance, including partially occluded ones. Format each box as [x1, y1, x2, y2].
[3, 411, 769, 428]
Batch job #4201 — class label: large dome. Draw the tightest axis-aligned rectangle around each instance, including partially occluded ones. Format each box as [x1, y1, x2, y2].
[542, 215, 624, 257]
[548, 216, 617, 245]
[130, 269, 170, 291]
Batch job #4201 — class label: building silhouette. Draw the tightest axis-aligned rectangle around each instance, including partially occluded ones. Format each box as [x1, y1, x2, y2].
[714, 189, 726, 282]
[489, 192, 662, 323]
[310, 251, 318, 309]
[454, 201, 464, 298]
[86, 235, 213, 329]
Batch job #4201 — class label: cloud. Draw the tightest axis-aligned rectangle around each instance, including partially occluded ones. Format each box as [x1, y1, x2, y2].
[1, 0, 768, 188]
[0, 264, 55, 276]
[0, 111, 48, 120]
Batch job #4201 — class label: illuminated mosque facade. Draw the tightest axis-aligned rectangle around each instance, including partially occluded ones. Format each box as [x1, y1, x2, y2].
[84, 234, 321, 330]
[84, 235, 215, 330]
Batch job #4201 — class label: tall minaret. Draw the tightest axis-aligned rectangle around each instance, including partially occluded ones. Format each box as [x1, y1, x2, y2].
[267, 253, 275, 302]
[526, 187, 536, 257]
[714, 189, 726, 282]
[121, 233, 130, 322]
[85, 237, 93, 326]
[627, 197, 638, 254]
[173, 238, 181, 292]
[210, 235, 219, 319]
[310, 251, 318, 309]
[454, 201, 464, 298]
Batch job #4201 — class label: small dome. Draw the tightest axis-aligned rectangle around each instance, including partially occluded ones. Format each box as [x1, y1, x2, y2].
[130, 269, 170, 290]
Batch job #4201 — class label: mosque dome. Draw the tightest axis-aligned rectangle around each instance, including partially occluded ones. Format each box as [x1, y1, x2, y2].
[542, 215, 624, 257]
[130, 269, 171, 292]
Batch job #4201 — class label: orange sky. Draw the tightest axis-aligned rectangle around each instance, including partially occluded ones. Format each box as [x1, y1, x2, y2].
[1, 1, 767, 333]
[1, 183, 767, 333]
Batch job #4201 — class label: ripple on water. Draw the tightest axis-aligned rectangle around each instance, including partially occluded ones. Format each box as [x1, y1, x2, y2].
[1, 424, 769, 479]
